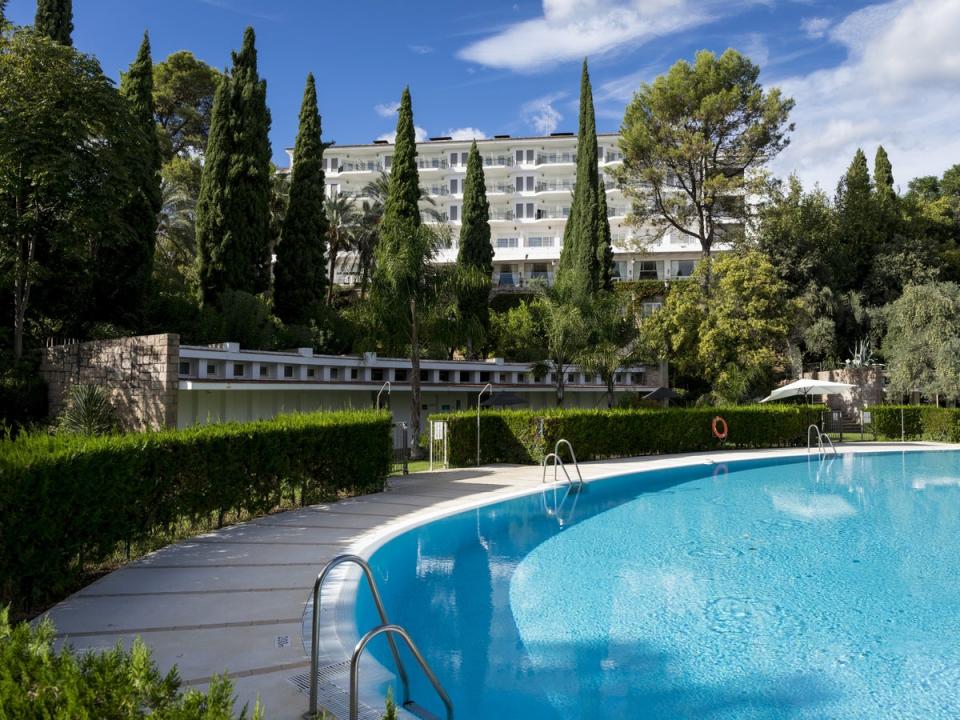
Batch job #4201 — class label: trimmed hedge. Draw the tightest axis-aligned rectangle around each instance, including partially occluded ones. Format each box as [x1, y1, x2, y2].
[430, 406, 820, 467]
[0, 410, 391, 614]
[871, 405, 960, 442]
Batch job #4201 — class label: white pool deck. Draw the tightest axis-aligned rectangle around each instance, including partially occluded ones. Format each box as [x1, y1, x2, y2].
[42, 442, 955, 719]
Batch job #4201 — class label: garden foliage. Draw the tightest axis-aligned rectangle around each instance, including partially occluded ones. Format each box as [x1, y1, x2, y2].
[870, 405, 960, 442]
[431, 405, 818, 467]
[0, 410, 390, 614]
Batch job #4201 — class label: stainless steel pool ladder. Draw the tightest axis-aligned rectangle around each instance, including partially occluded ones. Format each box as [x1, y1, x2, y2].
[541, 439, 584, 488]
[306, 554, 453, 720]
[807, 424, 838, 457]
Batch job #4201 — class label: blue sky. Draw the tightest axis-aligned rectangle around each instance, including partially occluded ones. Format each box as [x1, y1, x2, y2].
[7, 0, 960, 189]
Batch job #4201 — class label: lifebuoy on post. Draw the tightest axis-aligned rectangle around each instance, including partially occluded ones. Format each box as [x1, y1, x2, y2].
[712, 415, 729, 441]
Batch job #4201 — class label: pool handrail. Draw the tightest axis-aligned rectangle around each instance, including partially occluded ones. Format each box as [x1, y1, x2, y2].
[307, 554, 410, 718]
[807, 423, 838, 457]
[349, 623, 454, 720]
[553, 439, 584, 486]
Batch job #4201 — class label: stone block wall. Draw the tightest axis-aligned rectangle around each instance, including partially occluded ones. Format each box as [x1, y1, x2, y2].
[805, 366, 885, 411]
[40, 334, 180, 431]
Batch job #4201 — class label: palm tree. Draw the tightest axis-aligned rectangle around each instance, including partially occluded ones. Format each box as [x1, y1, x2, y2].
[324, 192, 358, 304]
[577, 293, 639, 408]
[530, 286, 588, 406]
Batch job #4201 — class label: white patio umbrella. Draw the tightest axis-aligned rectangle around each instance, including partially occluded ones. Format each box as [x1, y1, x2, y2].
[759, 378, 854, 403]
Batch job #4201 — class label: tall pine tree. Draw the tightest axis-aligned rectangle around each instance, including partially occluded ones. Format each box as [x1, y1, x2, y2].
[106, 31, 161, 323]
[34, 0, 72, 45]
[596, 179, 615, 290]
[456, 140, 493, 357]
[196, 26, 272, 305]
[273, 73, 327, 324]
[834, 148, 878, 294]
[557, 59, 600, 298]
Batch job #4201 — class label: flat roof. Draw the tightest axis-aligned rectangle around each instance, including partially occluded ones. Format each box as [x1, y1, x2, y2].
[288, 132, 621, 153]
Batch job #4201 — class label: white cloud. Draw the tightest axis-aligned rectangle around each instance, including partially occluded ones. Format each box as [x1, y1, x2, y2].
[374, 101, 400, 118]
[458, 0, 716, 72]
[800, 16, 831, 39]
[445, 127, 488, 140]
[740, 32, 769, 68]
[772, 0, 960, 190]
[409, 45, 433, 55]
[522, 92, 565, 134]
[376, 127, 430, 144]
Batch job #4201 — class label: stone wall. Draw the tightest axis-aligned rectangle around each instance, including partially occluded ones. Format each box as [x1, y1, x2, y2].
[804, 366, 885, 410]
[40, 334, 180, 431]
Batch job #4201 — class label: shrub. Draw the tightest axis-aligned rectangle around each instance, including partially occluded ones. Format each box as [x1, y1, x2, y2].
[0, 370, 47, 433]
[0, 606, 261, 719]
[0, 410, 391, 615]
[871, 405, 960, 441]
[57, 383, 118, 436]
[430, 405, 819, 467]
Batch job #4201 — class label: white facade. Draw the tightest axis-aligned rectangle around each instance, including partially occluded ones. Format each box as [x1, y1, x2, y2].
[176, 342, 668, 429]
[286, 132, 710, 290]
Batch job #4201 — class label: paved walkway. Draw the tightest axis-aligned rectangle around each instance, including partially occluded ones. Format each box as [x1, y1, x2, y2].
[43, 443, 952, 719]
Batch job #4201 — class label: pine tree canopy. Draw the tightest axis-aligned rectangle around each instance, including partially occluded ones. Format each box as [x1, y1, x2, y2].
[274, 72, 328, 325]
[34, 0, 72, 45]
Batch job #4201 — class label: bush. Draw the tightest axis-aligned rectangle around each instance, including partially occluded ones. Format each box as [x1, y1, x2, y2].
[57, 383, 118, 435]
[0, 370, 47, 433]
[0, 606, 261, 719]
[430, 405, 820, 467]
[871, 405, 960, 441]
[0, 410, 391, 615]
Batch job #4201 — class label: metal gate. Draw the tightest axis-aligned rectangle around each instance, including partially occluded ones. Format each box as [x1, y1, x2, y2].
[428, 420, 448, 471]
[391, 422, 409, 475]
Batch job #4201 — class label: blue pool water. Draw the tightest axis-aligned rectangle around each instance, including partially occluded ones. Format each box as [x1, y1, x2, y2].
[357, 452, 960, 719]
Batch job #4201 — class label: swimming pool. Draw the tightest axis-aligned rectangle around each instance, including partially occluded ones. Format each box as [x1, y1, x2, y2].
[357, 451, 960, 719]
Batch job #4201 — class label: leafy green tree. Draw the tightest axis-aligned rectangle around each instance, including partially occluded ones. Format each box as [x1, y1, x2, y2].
[153, 50, 221, 159]
[488, 301, 546, 362]
[98, 31, 162, 326]
[640, 251, 792, 403]
[34, 0, 71, 45]
[368, 87, 428, 452]
[577, 293, 637, 407]
[155, 156, 202, 291]
[0, 29, 136, 357]
[619, 49, 793, 285]
[557, 59, 600, 298]
[456, 140, 493, 357]
[274, 73, 327, 325]
[324, 192, 359, 303]
[883, 282, 960, 401]
[595, 179, 615, 290]
[196, 27, 273, 305]
[530, 286, 588, 406]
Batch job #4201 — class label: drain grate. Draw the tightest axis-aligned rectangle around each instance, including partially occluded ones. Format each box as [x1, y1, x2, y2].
[288, 661, 383, 720]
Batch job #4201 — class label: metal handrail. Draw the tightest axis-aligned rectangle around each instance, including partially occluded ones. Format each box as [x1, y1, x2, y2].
[553, 439, 584, 486]
[307, 555, 409, 717]
[350, 624, 454, 720]
[807, 423, 837, 457]
[821, 432, 838, 456]
[376, 381, 391, 410]
[807, 424, 821, 454]
[541, 452, 573, 485]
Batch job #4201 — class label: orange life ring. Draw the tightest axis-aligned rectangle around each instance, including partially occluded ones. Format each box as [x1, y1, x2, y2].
[711, 415, 729, 441]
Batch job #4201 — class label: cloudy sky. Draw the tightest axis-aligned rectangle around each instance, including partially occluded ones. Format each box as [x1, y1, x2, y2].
[8, 0, 960, 191]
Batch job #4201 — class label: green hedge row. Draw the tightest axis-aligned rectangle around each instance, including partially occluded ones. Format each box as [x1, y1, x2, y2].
[0, 410, 391, 613]
[430, 406, 820, 467]
[871, 405, 960, 441]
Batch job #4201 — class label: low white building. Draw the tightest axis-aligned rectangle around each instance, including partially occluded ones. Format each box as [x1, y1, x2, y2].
[177, 342, 668, 429]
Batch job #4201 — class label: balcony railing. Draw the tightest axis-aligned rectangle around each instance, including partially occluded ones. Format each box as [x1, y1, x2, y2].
[535, 209, 569, 220]
[339, 161, 383, 173]
[424, 186, 451, 197]
[485, 183, 514, 194]
[417, 158, 448, 170]
[535, 181, 574, 193]
[536, 152, 576, 165]
[491, 272, 555, 289]
[482, 156, 514, 168]
[489, 210, 515, 221]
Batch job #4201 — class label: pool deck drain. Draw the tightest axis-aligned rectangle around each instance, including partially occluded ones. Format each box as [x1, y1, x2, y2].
[41, 443, 952, 718]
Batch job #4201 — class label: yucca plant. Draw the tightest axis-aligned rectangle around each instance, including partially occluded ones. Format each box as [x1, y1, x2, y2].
[57, 383, 118, 436]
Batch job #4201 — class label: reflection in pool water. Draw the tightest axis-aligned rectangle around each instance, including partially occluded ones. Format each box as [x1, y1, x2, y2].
[358, 451, 960, 719]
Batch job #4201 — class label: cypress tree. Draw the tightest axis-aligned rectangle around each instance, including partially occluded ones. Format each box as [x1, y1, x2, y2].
[835, 148, 878, 293]
[106, 31, 162, 322]
[874, 145, 896, 209]
[557, 59, 600, 298]
[34, 0, 72, 45]
[273, 73, 327, 324]
[596, 178, 615, 290]
[456, 140, 493, 357]
[196, 26, 273, 305]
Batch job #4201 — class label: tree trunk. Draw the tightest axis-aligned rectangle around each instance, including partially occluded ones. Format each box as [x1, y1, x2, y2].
[409, 298, 423, 459]
[607, 378, 615, 409]
[466, 336, 474, 360]
[13, 185, 32, 360]
[326, 238, 338, 304]
[555, 364, 565, 406]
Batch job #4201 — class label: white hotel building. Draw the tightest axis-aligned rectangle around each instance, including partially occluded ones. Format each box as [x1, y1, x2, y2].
[287, 131, 707, 309]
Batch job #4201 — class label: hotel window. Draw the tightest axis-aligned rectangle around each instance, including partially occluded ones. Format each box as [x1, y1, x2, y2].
[329, 367, 338, 380]
[527, 236, 554, 248]
[449, 205, 459, 222]
[350, 368, 359, 380]
[371, 368, 384, 382]
[567, 373, 577, 384]
[449, 152, 458, 166]
[671, 259, 696, 278]
[231, 364, 243, 377]
[641, 301, 662, 318]
[259, 366, 269, 378]
[614, 260, 628, 280]
[384, 155, 392, 169]
[526, 149, 534, 163]
[394, 368, 408, 382]
[178, 361, 190, 376]
[515, 176, 534, 192]
[438, 370, 450, 382]
[307, 368, 316, 378]
[206, 363, 217, 376]
[450, 178, 459, 194]
[515, 149, 524, 164]
[284, 365, 294, 378]
[496, 237, 519, 248]
[325, 157, 339, 172]
[514, 203, 535, 219]
[459, 370, 472, 382]
[635, 260, 662, 280]
[479, 371, 491, 382]
[420, 369, 429, 382]
[460, 152, 468, 165]
[517, 373, 526, 383]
